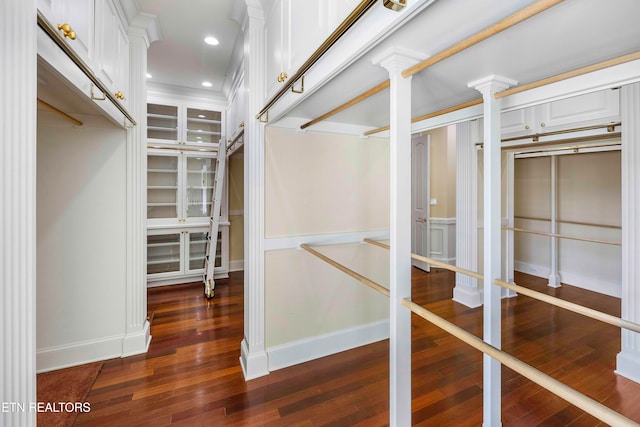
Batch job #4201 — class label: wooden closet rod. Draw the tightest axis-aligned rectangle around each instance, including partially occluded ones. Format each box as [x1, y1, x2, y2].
[403, 298, 640, 427]
[37, 98, 83, 126]
[363, 98, 482, 136]
[402, 0, 565, 78]
[300, 80, 390, 129]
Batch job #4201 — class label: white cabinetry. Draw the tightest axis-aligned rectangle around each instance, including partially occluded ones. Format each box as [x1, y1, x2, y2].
[95, 0, 129, 108]
[502, 89, 620, 137]
[38, 0, 95, 66]
[147, 98, 224, 148]
[226, 77, 245, 140]
[264, 0, 334, 99]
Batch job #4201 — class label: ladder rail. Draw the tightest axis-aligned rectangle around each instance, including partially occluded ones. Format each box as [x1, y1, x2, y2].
[203, 144, 227, 298]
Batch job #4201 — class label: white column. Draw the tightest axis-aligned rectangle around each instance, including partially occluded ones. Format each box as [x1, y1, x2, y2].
[373, 47, 422, 427]
[616, 82, 640, 383]
[1, 0, 37, 425]
[547, 155, 561, 287]
[122, 18, 160, 356]
[453, 121, 482, 307]
[469, 75, 516, 427]
[240, 1, 269, 380]
[503, 151, 517, 297]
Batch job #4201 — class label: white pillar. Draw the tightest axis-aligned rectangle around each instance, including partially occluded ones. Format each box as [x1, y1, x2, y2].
[503, 151, 517, 297]
[240, 1, 269, 380]
[548, 155, 561, 287]
[616, 82, 640, 383]
[454, 121, 482, 307]
[469, 75, 516, 427]
[373, 47, 422, 427]
[1, 1, 37, 425]
[122, 17, 160, 356]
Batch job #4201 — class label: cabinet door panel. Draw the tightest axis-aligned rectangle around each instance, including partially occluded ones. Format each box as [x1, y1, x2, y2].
[541, 89, 620, 130]
[58, 0, 94, 65]
[37, 0, 58, 25]
[147, 233, 182, 275]
[265, 0, 287, 99]
[502, 108, 534, 136]
[148, 154, 180, 220]
[329, 0, 361, 30]
[184, 155, 217, 219]
[96, 0, 119, 90]
[289, 0, 328, 73]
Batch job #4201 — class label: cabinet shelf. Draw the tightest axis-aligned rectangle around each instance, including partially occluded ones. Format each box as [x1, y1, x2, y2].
[187, 118, 222, 125]
[187, 129, 222, 136]
[148, 202, 178, 207]
[147, 241, 180, 248]
[148, 186, 178, 190]
[147, 257, 181, 265]
[148, 113, 178, 120]
[148, 168, 178, 173]
[187, 186, 215, 190]
[187, 170, 215, 174]
[149, 125, 178, 132]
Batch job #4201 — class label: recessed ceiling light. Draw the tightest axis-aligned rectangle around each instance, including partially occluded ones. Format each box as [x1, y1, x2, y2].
[204, 36, 219, 46]
[146, 73, 152, 78]
[202, 81, 212, 87]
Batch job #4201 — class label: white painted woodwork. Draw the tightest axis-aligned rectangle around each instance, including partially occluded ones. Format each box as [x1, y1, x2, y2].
[95, 0, 129, 104]
[122, 24, 152, 357]
[503, 151, 516, 289]
[548, 155, 561, 287]
[329, 0, 361, 29]
[411, 133, 430, 271]
[373, 47, 422, 427]
[502, 89, 620, 137]
[264, 0, 288, 100]
[453, 121, 482, 308]
[471, 75, 517, 427]
[240, 1, 269, 381]
[1, 0, 37, 424]
[616, 82, 640, 383]
[429, 218, 456, 264]
[38, 0, 95, 66]
[288, 0, 327, 73]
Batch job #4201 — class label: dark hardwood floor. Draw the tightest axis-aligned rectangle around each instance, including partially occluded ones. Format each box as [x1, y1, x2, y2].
[75, 269, 640, 426]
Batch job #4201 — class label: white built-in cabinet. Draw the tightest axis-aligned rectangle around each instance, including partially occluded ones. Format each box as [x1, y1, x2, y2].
[146, 99, 229, 285]
[265, 0, 359, 99]
[226, 77, 245, 140]
[37, 0, 130, 109]
[502, 89, 620, 137]
[147, 98, 224, 148]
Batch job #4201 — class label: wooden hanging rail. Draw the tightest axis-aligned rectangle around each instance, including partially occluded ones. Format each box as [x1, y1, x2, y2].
[301, 80, 390, 129]
[300, 243, 390, 297]
[402, 0, 565, 78]
[494, 279, 640, 334]
[514, 216, 622, 230]
[37, 98, 83, 126]
[402, 298, 640, 427]
[363, 98, 483, 136]
[256, 0, 378, 121]
[504, 226, 621, 246]
[495, 51, 640, 99]
[363, 238, 483, 280]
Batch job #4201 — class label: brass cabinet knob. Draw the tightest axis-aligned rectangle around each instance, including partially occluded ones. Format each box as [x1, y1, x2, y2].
[114, 91, 125, 100]
[277, 72, 288, 83]
[57, 23, 76, 40]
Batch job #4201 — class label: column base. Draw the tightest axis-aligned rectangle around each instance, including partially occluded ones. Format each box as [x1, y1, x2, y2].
[453, 286, 483, 308]
[122, 320, 151, 357]
[240, 339, 269, 380]
[616, 350, 640, 384]
[548, 273, 562, 288]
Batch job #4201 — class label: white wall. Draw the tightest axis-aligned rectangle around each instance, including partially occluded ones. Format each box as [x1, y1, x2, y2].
[264, 127, 390, 370]
[514, 151, 622, 296]
[36, 113, 128, 371]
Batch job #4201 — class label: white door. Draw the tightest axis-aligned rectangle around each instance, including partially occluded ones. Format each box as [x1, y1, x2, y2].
[412, 133, 430, 272]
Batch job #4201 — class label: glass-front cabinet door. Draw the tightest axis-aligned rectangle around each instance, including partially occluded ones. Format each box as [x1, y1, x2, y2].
[186, 230, 208, 274]
[147, 152, 180, 221]
[186, 107, 222, 145]
[184, 153, 216, 221]
[147, 232, 182, 277]
[147, 102, 179, 143]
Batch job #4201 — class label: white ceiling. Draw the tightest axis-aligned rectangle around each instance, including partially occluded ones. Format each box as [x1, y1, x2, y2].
[137, 0, 244, 96]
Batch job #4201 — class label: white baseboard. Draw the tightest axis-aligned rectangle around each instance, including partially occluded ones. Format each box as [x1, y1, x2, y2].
[267, 319, 389, 372]
[514, 260, 621, 297]
[229, 260, 244, 272]
[616, 350, 640, 384]
[122, 320, 152, 357]
[240, 339, 269, 381]
[36, 334, 125, 373]
[147, 271, 229, 288]
[430, 256, 456, 266]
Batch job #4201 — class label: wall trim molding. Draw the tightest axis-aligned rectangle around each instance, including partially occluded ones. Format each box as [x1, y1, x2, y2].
[264, 229, 390, 251]
[267, 319, 390, 372]
[514, 260, 621, 298]
[429, 217, 456, 225]
[429, 218, 456, 265]
[37, 335, 126, 373]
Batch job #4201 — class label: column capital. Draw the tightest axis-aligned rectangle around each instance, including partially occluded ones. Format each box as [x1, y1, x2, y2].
[128, 12, 161, 47]
[468, 75, 517, 96]
[372, 46, 425, 75]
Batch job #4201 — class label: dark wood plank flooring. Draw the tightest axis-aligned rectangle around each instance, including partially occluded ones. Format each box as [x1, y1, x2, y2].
[75, 269, 640, 426]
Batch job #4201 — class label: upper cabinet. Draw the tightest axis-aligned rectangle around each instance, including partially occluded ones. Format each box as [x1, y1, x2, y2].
[147, 98, 225, 149]
[265, 0, 345, 100]
[95, 0, 130, 109]
[502, 89, 620, 137]
[38, 0, 95, 66]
